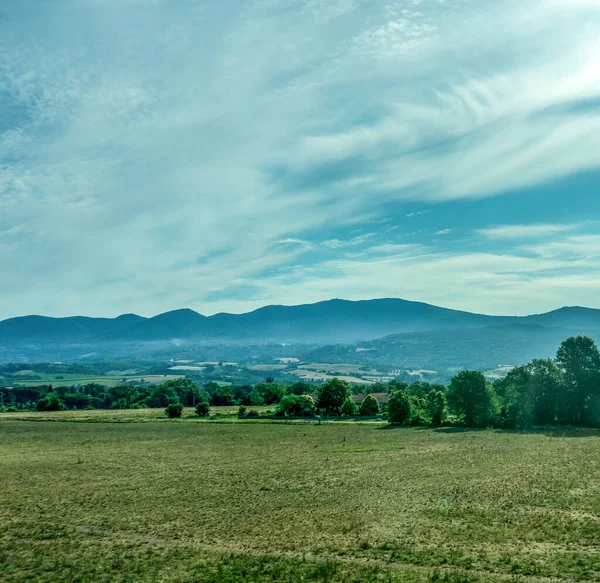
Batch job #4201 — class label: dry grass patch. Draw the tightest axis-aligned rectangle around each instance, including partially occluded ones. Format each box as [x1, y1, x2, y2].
[1, 418, 599, 582]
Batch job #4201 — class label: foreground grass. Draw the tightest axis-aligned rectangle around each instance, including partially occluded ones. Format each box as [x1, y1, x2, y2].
[1, 415, 599, 582]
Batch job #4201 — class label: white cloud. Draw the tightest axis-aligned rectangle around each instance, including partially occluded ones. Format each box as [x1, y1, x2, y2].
[526, 235, 600, 258]
[198, 245, 600, 316]
[477, 223, 582, 239]
[0, 0, 599, 318]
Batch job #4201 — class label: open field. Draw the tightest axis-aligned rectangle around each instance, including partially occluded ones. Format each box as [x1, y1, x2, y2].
[0, 406, 274, 423]
[0, 373, 184, 388]
[1, 414, 600, 582]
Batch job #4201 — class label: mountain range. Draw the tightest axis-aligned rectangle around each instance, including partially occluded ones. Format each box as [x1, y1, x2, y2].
[1, 298, 599, 366]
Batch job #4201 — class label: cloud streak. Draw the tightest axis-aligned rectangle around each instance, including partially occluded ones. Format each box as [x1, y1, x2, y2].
[0, 0, 599, 319]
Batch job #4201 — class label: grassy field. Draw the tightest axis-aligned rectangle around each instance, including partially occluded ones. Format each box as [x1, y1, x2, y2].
[1, 413, 600, 582]
[0, 406, 274, 423]
[0, 372, 184, 388]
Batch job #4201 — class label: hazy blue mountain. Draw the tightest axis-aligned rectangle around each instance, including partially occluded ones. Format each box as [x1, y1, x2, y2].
[524, 306, 600, 330]
[2, 299, 599, 346]
[307, 323, 600, 374]
[0, 313, 146, 342]
[1, 299, 599, 367]
[1, 298, 505, 345]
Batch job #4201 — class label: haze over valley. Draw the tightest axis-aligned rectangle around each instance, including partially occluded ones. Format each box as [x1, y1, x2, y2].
[3, 298, 599, 384]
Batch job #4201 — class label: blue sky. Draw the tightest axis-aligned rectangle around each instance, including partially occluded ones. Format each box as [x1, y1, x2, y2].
[1, 0, 600, 319]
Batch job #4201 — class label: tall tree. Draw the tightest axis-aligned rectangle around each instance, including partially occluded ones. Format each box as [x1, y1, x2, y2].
[316, 378, 351, 415]
[494, 365, 532, 428]
[447, 371, 497, 427]
[556, 336, 600, 425]
[529, 359, 561, 425]
[387, 390, 412, 425]
[359, 394, 380, 416]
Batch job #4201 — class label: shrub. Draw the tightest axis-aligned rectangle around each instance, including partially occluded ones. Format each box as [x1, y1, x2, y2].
[246, 409, 260, 418]
[340, 397, 358, 417]
[195, 401, 210, 417]
[165, 403, 183, 418]
[387, 391, 411, 425]
[359, 394, 380, 416]
[237, 405, 247, 418]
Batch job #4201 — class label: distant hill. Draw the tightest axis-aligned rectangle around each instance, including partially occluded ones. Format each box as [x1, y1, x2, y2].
[106, 298, 513, 343]
[307, 323, 600, 373]
[1, 298, 599, 366]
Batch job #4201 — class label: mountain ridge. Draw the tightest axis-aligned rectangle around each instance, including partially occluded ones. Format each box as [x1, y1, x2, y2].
[2, 298, 600, 346]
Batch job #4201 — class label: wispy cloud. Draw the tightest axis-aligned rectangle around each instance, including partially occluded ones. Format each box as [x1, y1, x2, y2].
[0, 0, 599, 318]
[477, 223, 582, 239]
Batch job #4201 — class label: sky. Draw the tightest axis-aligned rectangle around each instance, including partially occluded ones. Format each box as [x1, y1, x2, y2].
[1, 0, 600, 320]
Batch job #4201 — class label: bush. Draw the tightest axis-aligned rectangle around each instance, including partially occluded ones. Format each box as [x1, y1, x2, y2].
[359, 394, 380, 416]
[246, 409, 260, 418]
[165, 403, 183, 418]
[340, 397, 358, 417]
[387, 391, 411, 425]
[237, 405, 247, 418]
[195, 401, 210, 417]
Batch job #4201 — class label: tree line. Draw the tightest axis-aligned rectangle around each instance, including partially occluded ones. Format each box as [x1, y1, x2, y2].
[1, 336, 599, 428]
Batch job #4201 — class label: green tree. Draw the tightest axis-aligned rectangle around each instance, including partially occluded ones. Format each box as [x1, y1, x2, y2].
[165, 403, 183, 418]
[148, 385, 179, 408]
[297, 394, 316, 417]
[556, 336, 600, 425]
[195, 401, 210, 417]
[277, 395, 299, 416]
[359, 394, 380, 416]
[529, 359, 562, 425]
[248, 389, 265, 406]
[62, 392, 94, 410]
[316, 378, 351, 415]
[387, 390, 411, 425]
[494, 365, 533, 428]
[425, 390, 447, 426]
[447, 371, 497, 427]
[210, 385, 235, 406]
[258, 382, 285, 405]
[340, 397, 358, 417]
[164, 378, 204, 407]
[289, 381, 311, 396]
[37, 392, 66, 412]
[277, 394, 317, 417]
